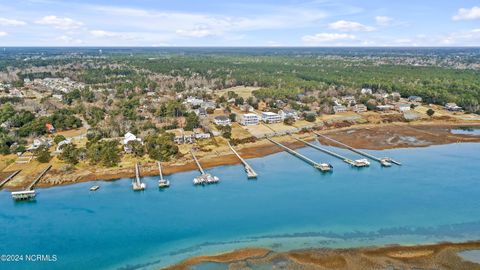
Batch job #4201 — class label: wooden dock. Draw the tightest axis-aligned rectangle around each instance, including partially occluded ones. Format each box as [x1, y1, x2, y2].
[313, 132, 401, 166]
[132, 163, 146, 191]
[293, 137, 368, 167]
[227, 142, 258, 178]
[191, 151, 205, 175]
[0, 170, 21, 188]
[267, 138, 332, 172]
[11, 165, 51, 201]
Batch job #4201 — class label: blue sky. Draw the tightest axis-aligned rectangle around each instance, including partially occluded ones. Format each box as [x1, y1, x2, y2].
[0, 0, 479, 46]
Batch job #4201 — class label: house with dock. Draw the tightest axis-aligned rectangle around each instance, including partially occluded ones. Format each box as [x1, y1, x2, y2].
[214, 115, 231, 126]
[261, 112, 282, 123]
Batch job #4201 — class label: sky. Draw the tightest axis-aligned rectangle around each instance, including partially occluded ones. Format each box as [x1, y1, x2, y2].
[0, 0, 479, 46]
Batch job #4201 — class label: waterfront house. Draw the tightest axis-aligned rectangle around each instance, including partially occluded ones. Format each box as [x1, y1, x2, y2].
[361, 88, 373, 95]
[353, 104, 367, 113]
[341, 96, 356, 106]
[278, 109, 298, 120]
[45, 123, 55, 133]
[445, 103, 462, 111]
[240, 113, 259, 125]
[27, 138, 52, 152]
[395, 103, 411, 112]
[214, 115, 231, 126]
[183, 131, 195, 144]
[171, 129, 184, 144]
[261, 112, 282, 124]
[333, 105, 347, 113]
[123, 132, 142, 153]
[376, 105, 394, 111]
[193, 128, 211, 139]
[408, 96, 423, 103]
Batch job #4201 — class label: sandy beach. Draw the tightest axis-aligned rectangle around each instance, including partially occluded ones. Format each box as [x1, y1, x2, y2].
[163, 241, 480, 270]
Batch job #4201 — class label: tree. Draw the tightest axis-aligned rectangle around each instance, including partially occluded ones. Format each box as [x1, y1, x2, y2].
[229, 113, 236, 122]
[145, 133, 179, 161]
[58, 143, 80, 165]
[284, 117, 295, 125]
[35, 145, 51, 163]
[426, 108, 435, 117]
[221, 125, 232, 139]
[86, 141, 120, 167]
[305, 114, 316, 122]
[184, 112, 199, 131]
[127, 140, 145, 157]
[54, 135, 66, 145]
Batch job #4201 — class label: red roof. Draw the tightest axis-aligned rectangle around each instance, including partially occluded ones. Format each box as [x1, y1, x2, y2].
[45, 123, 54, 130]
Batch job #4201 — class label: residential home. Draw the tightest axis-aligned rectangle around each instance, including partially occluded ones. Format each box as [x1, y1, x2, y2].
[170, 129, 184, 144]
[341, 96, 356, 106]
[333, 105, 347, 113]
[183, 131, 195, 144]
[408, 96, 423, 103]
[45, 123, 56, 133]
[278, 109, 298, 120]
[200, 101, 216, 110]
[27, 138, 52, 152]
[240, 113, 259, 126]
[214, 115, 231, 126]
[56, 139, 72, 152]
[445, 103, 462, 111]
[391, 92, 401, 100]
[185, 96, 204, 107]
[194, 108, 207, 117]
[353, 104, 367, 113]
[376, 105, 394, 111]
[261, 112, 282, 123]
[395, 103, 411, 112]
[123, 132, 142, 153]
[361, 88, 373, 95]
[193, 128, 211, 139]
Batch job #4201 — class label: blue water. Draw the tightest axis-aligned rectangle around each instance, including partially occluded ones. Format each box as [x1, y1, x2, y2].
[1, 143, 480, 270]
[451, 128, 480, 135]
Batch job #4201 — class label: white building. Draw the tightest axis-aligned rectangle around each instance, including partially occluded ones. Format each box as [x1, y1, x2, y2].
[278, 109, 298, 120]
[123, 132, 142, 153]
[261, 112, 282, 123]
[353, 104, 367, 113]
[214, 115, 231, 126]
[445, 103, 462, 111]
[361, 88, 373, 95]
[240, 113, 259, 126]
[395, 103, 411, 112]
[185, 96, 204, 107]
[333, 105, 347, 113]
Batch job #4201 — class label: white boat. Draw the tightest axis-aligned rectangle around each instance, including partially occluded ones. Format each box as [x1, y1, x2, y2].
[380, 160, 392, 167]
[90, 185, 100, 191]
[158, 179, 170, 188]
[132, 182, 146, 191]
[354, 159, 370, 167]
[315, 163, 333, 172]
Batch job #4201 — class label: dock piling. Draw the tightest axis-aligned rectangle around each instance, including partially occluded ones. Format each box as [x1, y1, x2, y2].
[227, 142, 258, 178]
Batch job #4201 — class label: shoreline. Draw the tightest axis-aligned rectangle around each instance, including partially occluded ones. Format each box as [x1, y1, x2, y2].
[2, 120, 480, 190]
[162, 240, 480, 270]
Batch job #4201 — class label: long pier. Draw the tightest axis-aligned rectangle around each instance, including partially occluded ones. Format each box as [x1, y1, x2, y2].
[191, 151, 205, 175]
[267, 138, 332, 172]
[27, 165, 52, 190]
[0, 170, 21, 188]
[158, 161, 164, 181]
[132, 163, 146, 190]
[293, 137, 368, 167]
[313, 132, 401, 166]
[227, 142, 258, 178]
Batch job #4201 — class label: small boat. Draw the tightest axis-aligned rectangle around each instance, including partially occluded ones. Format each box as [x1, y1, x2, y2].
[89, 185, 100, 191]
[132, 182, 146, 191]
[158, 179, 170, 188]
[380, 160, 392, 167]
[354, 159, 370, 167]
[315, 163, 333, 172]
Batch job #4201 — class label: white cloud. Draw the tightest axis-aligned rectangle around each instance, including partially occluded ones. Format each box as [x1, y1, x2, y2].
[0, 18, 26, 26]
[441, 28, 480, 45]
[176, 26, 215, 38]
[375, 16, 393, 26]
[453, 6, 480, 21]
[302, 33, 355, 44]
[57, 35, 83, 44]
[328, 20, 375, 32]
[90, 30, 118, 38]
[35, 15, 84, 30]
[0, 31, 7, 37]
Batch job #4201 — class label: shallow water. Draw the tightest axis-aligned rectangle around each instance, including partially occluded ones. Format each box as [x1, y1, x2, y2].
[1, 143, 480, 270]
[451, 128, 480, 135]
[458, 250, 480, 264]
